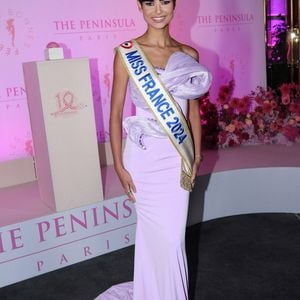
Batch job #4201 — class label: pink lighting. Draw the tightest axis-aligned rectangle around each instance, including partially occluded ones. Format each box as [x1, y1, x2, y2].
[269, 1, 286, 15]
[0, 0, 266, 162]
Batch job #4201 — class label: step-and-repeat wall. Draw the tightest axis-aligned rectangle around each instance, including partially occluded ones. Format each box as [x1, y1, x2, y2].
[0, 0, 266, 287]
[0, 0, 266, 161]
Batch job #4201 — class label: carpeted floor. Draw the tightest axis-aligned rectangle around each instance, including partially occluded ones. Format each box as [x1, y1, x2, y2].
[1, 213, 300, 300]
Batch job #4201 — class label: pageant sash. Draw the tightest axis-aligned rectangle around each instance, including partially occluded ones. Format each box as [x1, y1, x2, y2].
[117, 40, 195, 192]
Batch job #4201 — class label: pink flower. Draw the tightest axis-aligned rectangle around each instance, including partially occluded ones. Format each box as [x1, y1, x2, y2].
[211, 83, 300, 148]
[282, 125, 298, 142]
[230, 98, 239, 109]
[289, 103, 299, 113]
[270, 122, 278, 132]
[279, 83, 290, 96]
[225, 124, 236, 133]
[228, 138, 240, 147]
[262, 101, 273, 114]
[282, 94, 290, 105]
[236, 121, 244, 130]
[257, 119, 265, 130]
[237, 100, 248, 114]
[255, 96, 264, 105]
[277, 118, 284, 127]
[218, 131, 228, 145]
[218, 93, 228, 105]
[220, 85, 231, 96]
[245, 118, 253, 126]
[254, 106, 263, 118]
[217, 82, 235, 105]
[288, 118, 296, 126]
[231, 119, 238, 126]
[242, 96, 250, 107]
[265, 91, 275, 102]
[270, 100, 278, 109]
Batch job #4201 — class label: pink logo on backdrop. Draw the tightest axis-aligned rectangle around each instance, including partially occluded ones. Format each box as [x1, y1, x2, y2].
[6, 18, 15, 47]
[51, 90, 87, 117]
[52, 18, 136, 42]
[0, 9, 34, 56]
[197, 12, 254, 33]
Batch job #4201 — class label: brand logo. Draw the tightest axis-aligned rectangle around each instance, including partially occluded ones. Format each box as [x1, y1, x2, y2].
[53, 18, 136, 32]
[0, 9, 34, 56]
[0, 198, 135, 288]
[198, 13, 254, 25]
[51, 90, 86, 117]
[52, 18, 136, 42]
[197, 12, 255, 33]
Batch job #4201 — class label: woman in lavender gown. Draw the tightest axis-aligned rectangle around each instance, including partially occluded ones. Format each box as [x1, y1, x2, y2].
[97, 0, 211, 299]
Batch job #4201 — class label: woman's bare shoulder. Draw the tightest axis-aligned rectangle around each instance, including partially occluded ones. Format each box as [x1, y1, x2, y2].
[176, 42, 199, 61]
[181, 44, 199, 61]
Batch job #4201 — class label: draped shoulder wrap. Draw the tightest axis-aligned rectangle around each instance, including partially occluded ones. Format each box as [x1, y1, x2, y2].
[123, 51, 212, 149]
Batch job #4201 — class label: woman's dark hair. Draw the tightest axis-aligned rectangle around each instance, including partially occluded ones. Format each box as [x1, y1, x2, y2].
[138, 0, 176, 6]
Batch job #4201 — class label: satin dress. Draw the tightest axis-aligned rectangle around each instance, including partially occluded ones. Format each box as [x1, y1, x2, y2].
[96, 51, 212, 300]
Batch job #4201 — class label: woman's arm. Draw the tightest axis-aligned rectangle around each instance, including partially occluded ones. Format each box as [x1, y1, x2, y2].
[183, 47, 203, 186]
[109, 51, 136, 201]
[188, 99, 202, 186]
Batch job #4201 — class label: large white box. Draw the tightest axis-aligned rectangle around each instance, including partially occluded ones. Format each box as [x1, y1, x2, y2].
[23, 58, 103, 211]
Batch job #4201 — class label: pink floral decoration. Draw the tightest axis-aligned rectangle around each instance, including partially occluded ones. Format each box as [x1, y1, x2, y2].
[201, 81, 300, 148]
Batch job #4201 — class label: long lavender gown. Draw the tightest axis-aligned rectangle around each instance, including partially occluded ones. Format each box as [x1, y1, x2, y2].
[96, 51, 212, 300]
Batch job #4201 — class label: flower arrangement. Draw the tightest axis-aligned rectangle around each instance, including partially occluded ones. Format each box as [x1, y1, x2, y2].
[200, 81, 300, 148]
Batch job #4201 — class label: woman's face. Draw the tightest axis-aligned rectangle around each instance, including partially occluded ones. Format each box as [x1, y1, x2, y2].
[137, 0, 175, 30]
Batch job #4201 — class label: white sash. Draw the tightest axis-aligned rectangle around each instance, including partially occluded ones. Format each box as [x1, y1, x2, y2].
[117, 40, 195, 192]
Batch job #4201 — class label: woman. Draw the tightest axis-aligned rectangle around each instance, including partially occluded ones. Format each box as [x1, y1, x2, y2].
[97, 0, 211, 299]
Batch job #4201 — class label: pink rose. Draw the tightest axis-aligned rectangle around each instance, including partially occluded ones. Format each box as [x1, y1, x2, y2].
[220, 85, 231, 96]
[262, 101, 273, 114]
[218, 131, 228, 145]
[277, 118, 284, 126]
[245, 118, 253, 126]
[270, 100, 278, 109]
[230, 98, 239, 109]
[225, 124, 236, 133]
[279, 83, 290, 96]
[237, 101, 248, 114]
[289, 103, 299, 113]
[231, 119, 238, 126]
[287, 118, 296, 126]
[270, 122, 278, 131]
[255, 96, 264, 105]
[218, 93, 228, 105]
[236, 121, 244, 130]
[282, 125, 298, 142]
[282, 94, 290, 105]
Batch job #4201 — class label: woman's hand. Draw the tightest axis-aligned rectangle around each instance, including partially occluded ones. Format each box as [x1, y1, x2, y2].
[116, 167, 137, 202]
[191, 155, 203, 188]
